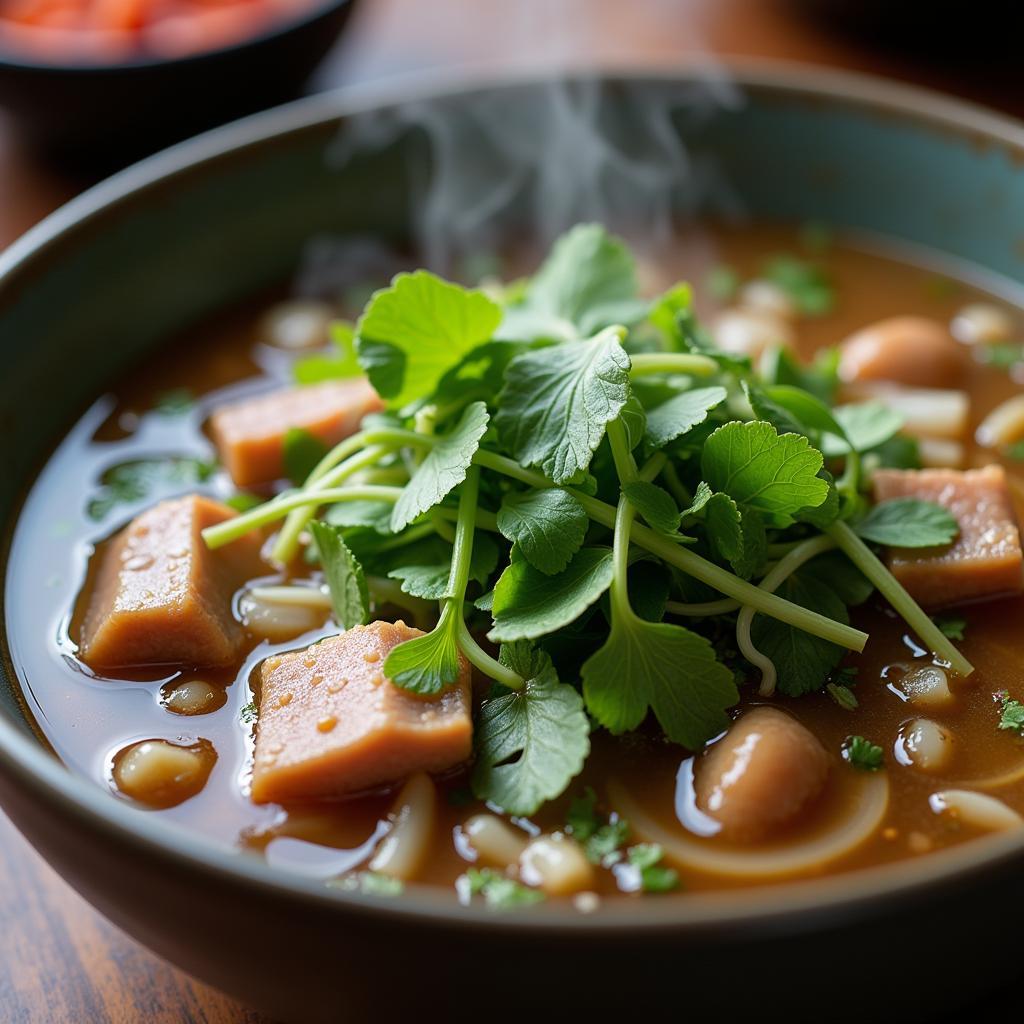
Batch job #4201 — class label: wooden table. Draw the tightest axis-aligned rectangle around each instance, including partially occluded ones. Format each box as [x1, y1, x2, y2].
[1, 2, 1021, 1020]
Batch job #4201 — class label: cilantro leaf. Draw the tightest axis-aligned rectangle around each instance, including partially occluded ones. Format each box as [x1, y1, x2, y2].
[489, 547, 615, 642]
[626, 843, 680, 893]
[283, 427, 329, 486]
[565, 787, 601, 840]
[330, 872, 403, 897]
[842, 735, 884, 771]
[390, 401, 489, 531]
[622, 481, 681, 536]
[585, 818, 631, 866]
[644, 386, 727, 449]
[496, 488, 589, 575]
[998, 695, 1024, 734]
[356, 271, 501, 408]
[855, 498, 959, 548]
[701, 420, 828, 520]
[821, 401, 903, 457]
[293, 321, 361, 384]
[581, 617, 738, 748]
[501, 223, 644, 339]
[471, 643, 590, 815]
[308, 522, 370, 630]
[383, 605, 462, 695]
[749, 573, 848, 696]
[463, 868, 544, 909]
[495, 326, 631, 484]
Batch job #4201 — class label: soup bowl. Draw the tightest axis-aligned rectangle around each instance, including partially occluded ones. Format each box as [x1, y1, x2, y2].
[1, 65, 1024, 1021]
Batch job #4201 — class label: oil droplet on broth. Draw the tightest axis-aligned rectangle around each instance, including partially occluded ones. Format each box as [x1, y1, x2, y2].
[363, 650, 381, 664]
[278, 692, 293, 707]
[317, 716, 337, 733]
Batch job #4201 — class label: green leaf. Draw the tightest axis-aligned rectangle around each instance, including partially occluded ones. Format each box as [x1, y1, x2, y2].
[504, 224, 641, 339]
[762, 254, 834, 316]
[648, 282, 694, 349]
[842, 735, 884, 771]
[388, 533, 498, 599]
[622, 481, 680, 535]
[154, 388, 193, 416]
[801, 552, 874, 606]
[856, 498, 959, 548]
[701, 420, 828, 520]
[383, 605, 462, 695]
[626, 843, 680, 893]
[471, 643, 590, 815]
[330, 871, 404, 897]
[644, 386, 728, 449]
[308, 522, 370, 630]
[325, 499, 395, 534]
[998, 694, 1024, 734]
[86, 457, 216, 521]
[734, 508, 768, 580]
[495, 327, 631, 484]
[933, 615, 966, 641]
[463, 868, 544, 909]
[581, 617, 738, 748]
[489, 547, 615, 642]
[749, 573, 848, 696]
[496, 488, 589, 575]
[821, 401, 903, 457]
[391, 402, 489, 532]
[619, 395, 648, 451]
[293, 321, 361, 384]
[283, 427, 329, 486]
[746, 382, 846, 442]
[356, 271, 501, 408]
[702, 492, 743, 566]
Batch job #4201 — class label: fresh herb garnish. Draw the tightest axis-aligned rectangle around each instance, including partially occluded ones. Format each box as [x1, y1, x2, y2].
[330, 871, 403, 897]
[282, 428, 330, 486]
[88, 457, 215, 521]
[626, 843, 680, 893]
[842, 735, 884, 771]
[462, 868, 544, 909]
[934, 615, 967, 641]
[239, 701, 257, 725]
[293, 322, 362, 384]
[154, 388, 194, 416]
[997, 693, 1024, 734]
[706, 264, 739, 302]
[203, 223, 975, 816]
[761, 254, 834, 316]
[855, 498, 959, 548]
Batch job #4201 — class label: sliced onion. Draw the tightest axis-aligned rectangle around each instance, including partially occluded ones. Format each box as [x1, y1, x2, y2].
[929, 789, 1023, 832]
[607, 772, 889, 879]
[464, 814, 529, 868]
[963, 761, 1024, 792]
[369, 773, 436, 881]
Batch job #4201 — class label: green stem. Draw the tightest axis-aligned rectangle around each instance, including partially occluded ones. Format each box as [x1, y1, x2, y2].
[609, 495, 639, 623]
[666, 598, 740, 617]
[471, 449, 868, 651]
[629, 352, 719, 377]
[366, 576, 435, 630]
[661, 462, 692, 508]
[607, 418, 639, 484]
[456, 618, 524, 690]
[825, 520, 974, 676]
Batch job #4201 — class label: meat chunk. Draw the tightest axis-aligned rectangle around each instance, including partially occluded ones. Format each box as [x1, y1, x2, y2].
[251, 622, 472, 803]
[209, 379, 382, 488]
[839, 316, 967, 389]
[872, 466, 1024, 608]
[695, 707, 830, 842]
[80, 495, 264, 669]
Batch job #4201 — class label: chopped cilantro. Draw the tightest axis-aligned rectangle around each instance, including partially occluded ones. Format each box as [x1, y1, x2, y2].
[154, 388, 194, 416]
[626, 843, 680, 893]
[977, 342, 1023, 370]
[330, 872, 403, 897]
[463, 868, 544, 909]
[239, 701, 257, 725]
[933, 615, 966, 641]
[1004, 439, 1024, 461]
[997, 694, 1024, 734]
[826, 683, 859, 711]
[842, 735, 884, 771]
[762, 254, 834, 316]
[224, 492, 263, 513]
[87, 457, 216, 521]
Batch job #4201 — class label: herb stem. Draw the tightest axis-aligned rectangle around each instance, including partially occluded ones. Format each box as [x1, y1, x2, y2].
[366, 576, 434, 629]
[666, 598, 740, 617]
[825, 519, 974, 676]
[629, 352, 719, 377]
[610, 495, 639, 623]
[607, 419, 639, 484]
[456, 618, 524, 690]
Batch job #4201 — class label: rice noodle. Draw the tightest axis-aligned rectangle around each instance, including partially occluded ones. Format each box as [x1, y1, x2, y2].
[607, 771, 889, 879]
[368, 773, 437, 881]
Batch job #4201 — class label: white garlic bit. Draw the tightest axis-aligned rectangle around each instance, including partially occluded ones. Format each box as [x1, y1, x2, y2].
[369, 772, 437, 881]
[896, 718, 954, 773]
[951, 303, 1014, 346]
[976, 394, 1024, 450]
[519, 832, 594, 896]
[929, 789, 1023, 832]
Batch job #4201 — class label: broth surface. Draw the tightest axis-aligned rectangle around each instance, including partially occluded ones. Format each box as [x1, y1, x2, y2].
[6, 224, 1024, 902]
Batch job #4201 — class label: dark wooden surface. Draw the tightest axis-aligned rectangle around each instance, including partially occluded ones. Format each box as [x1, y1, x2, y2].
[1, 2, 1021, 1020]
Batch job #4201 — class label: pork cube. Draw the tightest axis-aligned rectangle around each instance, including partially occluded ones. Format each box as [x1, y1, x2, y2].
[80, 495, 264, 669]
[209, 379, 382, 488]
[251, 621, 472, 803]
[872, 466, 1024, 608]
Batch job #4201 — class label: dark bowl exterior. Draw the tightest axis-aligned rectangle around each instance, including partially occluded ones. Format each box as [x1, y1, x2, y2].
[0, 0, 356, 167]
[1, 67, 1024, 1021]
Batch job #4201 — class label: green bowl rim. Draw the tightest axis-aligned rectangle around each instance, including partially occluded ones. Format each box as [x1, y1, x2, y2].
[3, 59, 1024, 935]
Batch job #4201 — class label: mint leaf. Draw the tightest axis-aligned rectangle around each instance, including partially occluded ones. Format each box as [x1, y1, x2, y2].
[496, 488, 589, 575]
[495, 326, 630, 484]
[356, 271, 501, 408]
[842, 735, 884, 771]
[856, 498, 959, 548]
[501, 224, 643, 340]
[644, 386, 727, 449]
[390, 402, 489, 531]
[581, 617, 738, 748]
[489, 547, 614, 642]
[293, 321, 361, 384]
[383, 605, 462, 695]
[749, 573, 847, 696]
[464, 868, 544, 909]
[308, 522, 370, 630]
[471, 643, 590, 815]
[821, 401, 903, 457]
[701, 420, 828, 520]
[622, 481, 680, 536]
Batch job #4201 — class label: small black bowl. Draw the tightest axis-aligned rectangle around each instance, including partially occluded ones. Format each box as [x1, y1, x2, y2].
[0, 0, 358, 168]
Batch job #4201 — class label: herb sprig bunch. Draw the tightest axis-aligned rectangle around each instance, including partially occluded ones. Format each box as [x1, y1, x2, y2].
[204, 225, 972, 817]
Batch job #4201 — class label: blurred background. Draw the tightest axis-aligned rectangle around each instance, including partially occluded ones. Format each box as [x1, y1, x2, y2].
[0, 0, 1021, 1019]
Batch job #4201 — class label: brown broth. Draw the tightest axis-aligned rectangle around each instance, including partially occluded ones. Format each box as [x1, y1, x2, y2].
[6, 224, 1024, 904]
